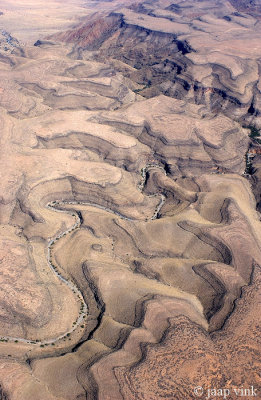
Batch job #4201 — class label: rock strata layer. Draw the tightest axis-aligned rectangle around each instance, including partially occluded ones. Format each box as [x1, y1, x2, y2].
[0, 0, 260, 399]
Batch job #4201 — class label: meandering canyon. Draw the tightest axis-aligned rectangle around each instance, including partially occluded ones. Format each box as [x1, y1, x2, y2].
[0, 0, 260, 399]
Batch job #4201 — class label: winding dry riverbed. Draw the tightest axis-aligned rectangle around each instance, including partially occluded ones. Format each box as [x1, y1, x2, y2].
[0, 203, 88, 346]
[0, 165, 166, 347]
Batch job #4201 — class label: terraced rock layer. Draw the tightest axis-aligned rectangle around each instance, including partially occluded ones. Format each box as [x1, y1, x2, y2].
[0, 0, 261, 399]
[50, 0, 261, 128]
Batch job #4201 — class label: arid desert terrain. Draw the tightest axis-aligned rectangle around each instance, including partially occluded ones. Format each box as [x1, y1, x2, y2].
[0, 0, 261, 399]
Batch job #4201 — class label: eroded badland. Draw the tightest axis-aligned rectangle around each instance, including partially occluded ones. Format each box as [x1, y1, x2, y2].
[0, 0, 261, 399]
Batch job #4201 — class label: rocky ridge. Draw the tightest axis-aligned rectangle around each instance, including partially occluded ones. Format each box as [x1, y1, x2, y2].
[0, 0, 260, 399]
[49, 0, 261, 129]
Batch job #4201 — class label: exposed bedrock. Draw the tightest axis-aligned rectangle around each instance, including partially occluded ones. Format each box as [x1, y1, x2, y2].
[2, 159, 260, 399]
[0, 1, 261, 398]
[18, 172, 260, 399]
[109, 265, 261, 400]
[48, 4, 261, 124]
[92, 95, 250, 176]
[228, 0, 261, 18]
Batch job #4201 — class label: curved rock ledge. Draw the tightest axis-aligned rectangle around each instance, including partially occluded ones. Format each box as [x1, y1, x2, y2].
[0, 1, 261, 399]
